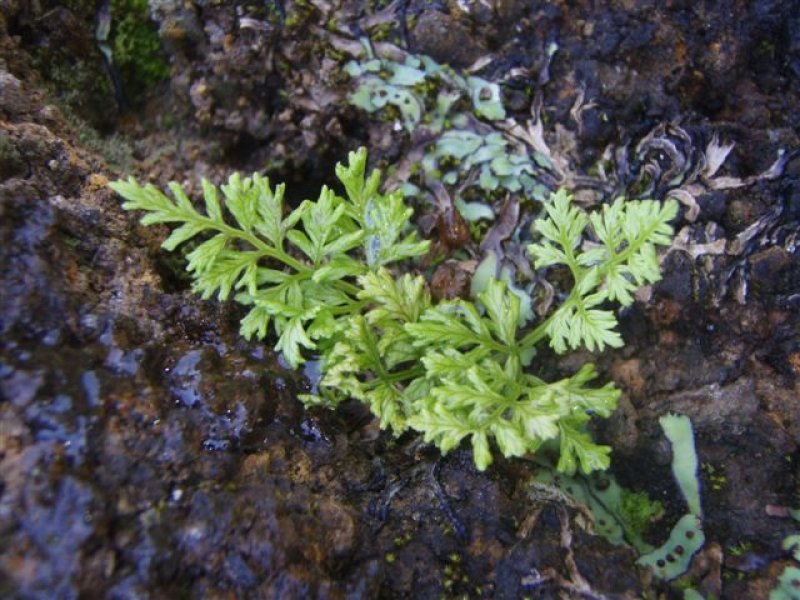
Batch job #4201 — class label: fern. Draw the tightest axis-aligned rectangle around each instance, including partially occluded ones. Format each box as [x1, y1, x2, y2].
[325, 274, 620, 472]
[110, 148, 428, 368]
[524, 189, 678, 353]
[112, 150, 677, 474]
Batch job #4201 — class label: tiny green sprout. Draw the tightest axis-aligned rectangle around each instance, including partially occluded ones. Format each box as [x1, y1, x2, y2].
[701, 462, 727, 492]
[727, 540, 753, 557]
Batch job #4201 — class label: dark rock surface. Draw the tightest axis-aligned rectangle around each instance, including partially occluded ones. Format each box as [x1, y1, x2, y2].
[1, 0, 799, 598]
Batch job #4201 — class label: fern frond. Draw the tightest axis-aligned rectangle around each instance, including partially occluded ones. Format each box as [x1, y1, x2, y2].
[112, 148, 429, 368]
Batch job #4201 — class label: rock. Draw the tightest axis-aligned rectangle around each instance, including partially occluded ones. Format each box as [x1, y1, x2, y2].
[655, 251, 694, 304]
[697, 191, 727, 222]
[410, 11, 486, 69]
[749, 246, 795, 296]
[642, 378, 759, 434]
[0, 69, 27, 117]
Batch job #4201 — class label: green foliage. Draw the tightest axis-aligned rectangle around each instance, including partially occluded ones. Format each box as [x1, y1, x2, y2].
[110, 0, 170, 98]
[527, 189, 678, 354]
[321, 273, 620, 472]
[112, 151, 677, 474]
[110, 148, 428, 368]
[317, 187, 675, 473]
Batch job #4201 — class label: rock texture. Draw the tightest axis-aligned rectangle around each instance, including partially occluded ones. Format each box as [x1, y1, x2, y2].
[1, 0, 799, 597]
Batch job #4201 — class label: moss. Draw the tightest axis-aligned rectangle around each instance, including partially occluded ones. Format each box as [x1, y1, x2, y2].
[283, 0, 317, 31]
[727, 540, 753, 557]
[0, 132, 25, 179]
[392, 532, 413, 547]
[618, 488, 663, 538]
[369, 0, 395, 10]
[701, 462, 727, 492]
[110, 0, 170, 103]
[60, 109, 134, 169]
[27, 4, 118, 131]
[323, 47, 346, 62]
[370, 22, 394, 42]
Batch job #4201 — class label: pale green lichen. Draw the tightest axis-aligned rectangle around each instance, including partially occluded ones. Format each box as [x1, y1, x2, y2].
[345, 51, 504, 132]
[535, 412, 705, 581]
[660, 413, 702, 517]
[770, 511, 800, 600]
[423, 130, 551, 202]
[771, 566, 800, 600]
[533, 468, 662, 551]
[637, 514, 705, 580]
[345, 46, 554, 216]
[636, 414, 705, 581]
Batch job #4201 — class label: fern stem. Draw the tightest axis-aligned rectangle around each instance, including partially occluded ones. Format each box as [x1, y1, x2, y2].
[519, 294, 575, 350]
[358, 318, 388, 379]
[208, 218, 310, 274]
[333, 279, 363, 297]
[381, 366, 425, 384]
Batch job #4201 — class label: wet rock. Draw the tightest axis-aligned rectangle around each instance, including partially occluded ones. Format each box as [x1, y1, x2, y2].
[697, 190, 727, 222]
[410, 10, 486, 70]
[655, 250, 694, 304]
[0, 475, 97, 598]
[0, 69, 28, 118]
[755, 360, 800, 444]
[577, 105, 615, 151]
[149, 0, 206, 53]
[317, 498, 357, 559]
[749, 246, 795, 296]
[642, 377, 760, 435]
[0, 135, 27, 182]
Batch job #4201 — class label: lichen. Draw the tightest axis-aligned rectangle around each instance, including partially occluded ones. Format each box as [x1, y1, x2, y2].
[532, 467, 662, 551]
[533, 413, 705, 582]
[345, 45, 554, 221]
[636, 414, 705, 581]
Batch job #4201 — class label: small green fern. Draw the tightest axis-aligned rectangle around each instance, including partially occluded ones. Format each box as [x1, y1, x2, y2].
[111, 149, 677, 473]
[110, 148, 429, 367]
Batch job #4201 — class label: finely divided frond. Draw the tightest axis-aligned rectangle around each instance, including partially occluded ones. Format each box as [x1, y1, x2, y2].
[528, 190, 677, 354]
[114, 155, 676, 474]
[112, 148, 429, 369]
[557, 416, 613, 475]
